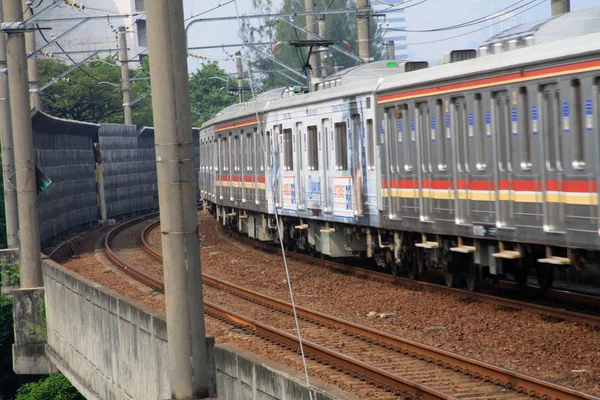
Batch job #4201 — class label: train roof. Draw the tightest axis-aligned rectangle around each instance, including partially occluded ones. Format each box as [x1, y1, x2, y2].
[482, 7, 600, 52]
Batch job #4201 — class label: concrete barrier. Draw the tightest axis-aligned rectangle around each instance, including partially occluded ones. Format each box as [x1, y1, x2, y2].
[42, 258, 216, 400]
[215, 343, 361, 400]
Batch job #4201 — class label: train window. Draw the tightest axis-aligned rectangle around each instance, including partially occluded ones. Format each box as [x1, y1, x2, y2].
[234, 135, 241, 171]
[283, 128, 293, 171]
[266, 131, 272, 170]
[222, 137, 229, 171]
[258, 131, 265, 171]
[519, 88, 532, 170]
[435, 100, 446, 171]
[572, 79, 585, 169]
[493, 91, 512, 172]
[396, 105, 411, 172]
[296, 122, 303, 172]
[246, 132, 254, 171]
[214, 139, 218, 171]
[452, 97, 469, 172]
[385, 108, 396, 173]
[335, 122, 348, 170]
[542, 84, 563, 171]
[366, 97, 371, 109]
[307, 126, 319, 170]
[367, 119, 375, 169]
[417, 102, 432, 173]
[475, 94, 486, 171]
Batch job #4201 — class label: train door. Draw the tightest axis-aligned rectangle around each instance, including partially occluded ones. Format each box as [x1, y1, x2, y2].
[540, 84, 565, 233]
[352, 114, 364, 217]
[452, 97, 471, 225]
[416, 102, 433, 222]
[295, 122, 304, 210]
[322, 118, 332, 212]
[492, 92, 514, 228]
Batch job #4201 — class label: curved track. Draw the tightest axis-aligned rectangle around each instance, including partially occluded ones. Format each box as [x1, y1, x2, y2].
[105, 217, 599, 400]
[215, 224, 600, 329]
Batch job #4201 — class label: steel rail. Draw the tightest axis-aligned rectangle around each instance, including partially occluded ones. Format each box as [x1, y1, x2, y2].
[218, 226, 600, 328]
[139, 219, 599, 400]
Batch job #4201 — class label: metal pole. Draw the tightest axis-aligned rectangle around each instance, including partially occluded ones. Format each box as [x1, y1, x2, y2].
[551, 0, 570, 16]
[304, 0, 318, 77]
[318, 15, 328, 78]
[0, 1, 18, 286]
[235, 50, 244, 103]
[387, 40, 395, 60]
[3, 0, 43, 288]
[23, 3, 40, 110]
[357, 0, 371, 62]
[146, 1, 210, 398]
[118, 26, 133, 125]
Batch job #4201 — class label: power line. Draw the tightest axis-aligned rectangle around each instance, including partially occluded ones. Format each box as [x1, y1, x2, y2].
[185, 0, 236, 22]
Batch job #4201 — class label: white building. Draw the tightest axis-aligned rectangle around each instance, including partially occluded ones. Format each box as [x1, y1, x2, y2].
[32, 0, 147, 65]
[373, 0, 407, 60]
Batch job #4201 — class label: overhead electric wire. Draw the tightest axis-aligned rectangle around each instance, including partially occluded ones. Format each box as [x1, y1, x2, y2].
[391, 0, 538, 33]
[391, 0, 546, 46]
[185, 0, 236, 22]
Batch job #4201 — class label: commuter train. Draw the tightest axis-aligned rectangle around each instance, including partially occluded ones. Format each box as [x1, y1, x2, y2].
[199, 15, 600, 292]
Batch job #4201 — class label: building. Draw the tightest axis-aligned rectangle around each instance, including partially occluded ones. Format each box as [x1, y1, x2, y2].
[32, 0, 147, 65]
[373, 0, 407, 60]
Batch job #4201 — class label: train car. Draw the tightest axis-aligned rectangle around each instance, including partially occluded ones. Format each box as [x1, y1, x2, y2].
[199, 15, 600, 292]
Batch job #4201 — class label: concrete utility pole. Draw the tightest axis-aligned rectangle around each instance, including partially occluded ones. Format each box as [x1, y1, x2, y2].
[304, 0, 319, 77]
[118, 26, 133, 125]
[551, 0, 570, 16]
[318, 15, 328, 78]
[0, 1, 18, 287]
[387, 40, 395, 60]
[356, 0, 371, 62]
[3, 0, 43, 288]
[23, 3, 40, 110]
[146, 1, 210, 399]
[235, 51, 244, 103]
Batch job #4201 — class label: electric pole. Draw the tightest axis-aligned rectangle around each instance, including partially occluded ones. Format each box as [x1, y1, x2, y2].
[356, 0, 370, 63]
[0, 1, 18, 287]
[23, 3, 40, 110]
[387, 40, 395, 60]
[3, 0, 43, 288]
[146, 1, 210, 398]
[305, 0, 319, 77]
[551, 0, 570, 16]
[318, 15, 328, 78]
[118, 26, 133, 125]
[235, 51, 244, 103]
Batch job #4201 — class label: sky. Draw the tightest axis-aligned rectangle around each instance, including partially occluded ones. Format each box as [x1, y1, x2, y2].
[184, 0, 600, 75]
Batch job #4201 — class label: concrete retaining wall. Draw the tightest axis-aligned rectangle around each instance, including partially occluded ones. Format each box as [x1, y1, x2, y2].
[42, 259, 216, 400]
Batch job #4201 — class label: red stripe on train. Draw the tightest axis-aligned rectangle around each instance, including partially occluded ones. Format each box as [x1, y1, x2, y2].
[382, 179, 597, 193]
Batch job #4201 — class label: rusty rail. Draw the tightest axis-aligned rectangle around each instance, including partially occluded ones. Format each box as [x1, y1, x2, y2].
[138, 218, 599, 400]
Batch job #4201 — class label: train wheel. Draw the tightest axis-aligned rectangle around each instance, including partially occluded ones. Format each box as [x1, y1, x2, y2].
[409, 248, 422, 280]
[444, 270, 460, 288]
[465, 258, 482, 292]
[535, 265, 554, 290]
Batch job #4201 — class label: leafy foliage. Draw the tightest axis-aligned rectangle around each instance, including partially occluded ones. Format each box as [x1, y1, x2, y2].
[0, 294, 12, 348]
[14, 375, 84, 400]
[38, 56, 153, 127]
[188, 61, 238, 127]
[241, 0, 385, 90]
[0, 260, 19, 287]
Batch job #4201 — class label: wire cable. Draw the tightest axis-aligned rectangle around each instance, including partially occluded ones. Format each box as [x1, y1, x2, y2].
[185, 0, 236, 22]
[233, 1, 314, 398]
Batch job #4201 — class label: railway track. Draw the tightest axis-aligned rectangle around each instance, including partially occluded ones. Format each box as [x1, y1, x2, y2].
[213, 223, 600, 329]
[102, 216, 600, 399]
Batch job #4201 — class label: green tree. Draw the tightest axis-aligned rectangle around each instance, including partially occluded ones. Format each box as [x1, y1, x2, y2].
[14, 375, 83, 400]
[241, 0, 385, 90]
[37, 56, 153, 127]
[188, 61, 238, 127]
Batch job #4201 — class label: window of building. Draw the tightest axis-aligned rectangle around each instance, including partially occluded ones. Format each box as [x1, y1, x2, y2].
[335, 122, 348, 170]
[307, 126, 318, 170]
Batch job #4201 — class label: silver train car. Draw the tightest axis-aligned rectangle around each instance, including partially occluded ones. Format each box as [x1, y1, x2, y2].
[199, 27, 600, 292]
